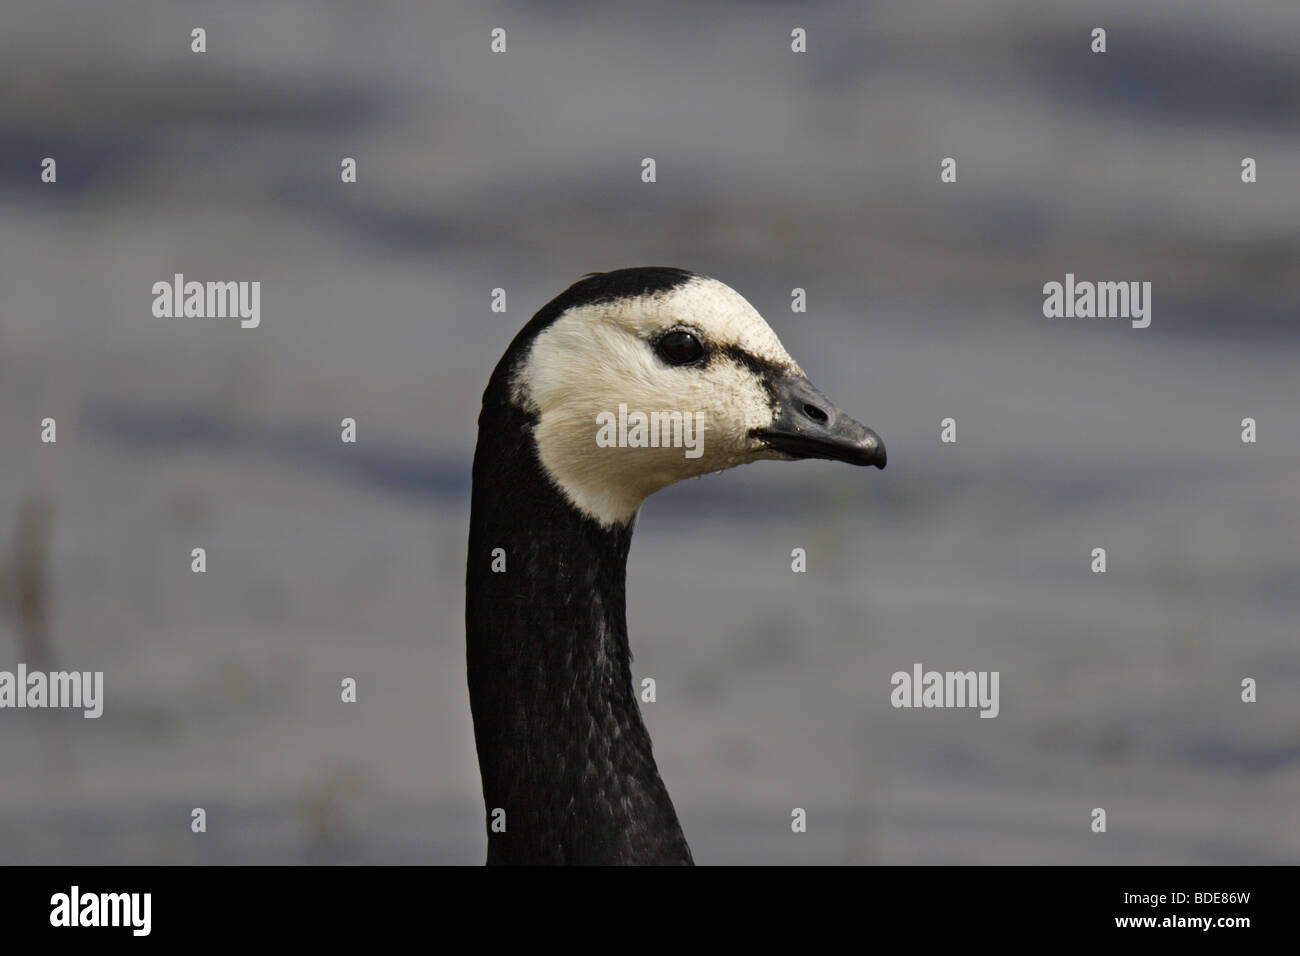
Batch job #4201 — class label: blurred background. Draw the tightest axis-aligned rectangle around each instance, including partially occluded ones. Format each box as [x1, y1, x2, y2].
[1, 0, 1297, 864]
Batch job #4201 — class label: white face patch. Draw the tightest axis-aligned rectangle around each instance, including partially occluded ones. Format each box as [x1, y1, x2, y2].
[513, 276, 805, 527]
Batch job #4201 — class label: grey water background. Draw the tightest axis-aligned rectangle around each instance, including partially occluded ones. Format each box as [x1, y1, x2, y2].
[1, 1, 1297, 864]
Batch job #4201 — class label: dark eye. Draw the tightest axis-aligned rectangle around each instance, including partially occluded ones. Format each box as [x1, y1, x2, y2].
[657, 330, 704, 366]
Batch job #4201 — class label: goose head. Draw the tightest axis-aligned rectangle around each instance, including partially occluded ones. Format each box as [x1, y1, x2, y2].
[509, 268, 885, 527]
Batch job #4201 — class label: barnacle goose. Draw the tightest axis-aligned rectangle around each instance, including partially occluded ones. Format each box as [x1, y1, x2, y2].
[466, 267, 884, 864]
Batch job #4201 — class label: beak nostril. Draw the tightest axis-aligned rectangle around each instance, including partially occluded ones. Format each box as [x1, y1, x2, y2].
[802, 402, 829, 424]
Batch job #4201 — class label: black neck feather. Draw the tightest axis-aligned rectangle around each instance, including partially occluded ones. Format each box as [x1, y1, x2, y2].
[465, 383, 692, 865]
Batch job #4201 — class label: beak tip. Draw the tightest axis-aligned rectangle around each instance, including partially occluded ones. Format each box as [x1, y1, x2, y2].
[861, 430, 886, 469]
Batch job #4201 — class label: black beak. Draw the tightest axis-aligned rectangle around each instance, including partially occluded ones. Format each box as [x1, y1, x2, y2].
[753, 376, 886, 469]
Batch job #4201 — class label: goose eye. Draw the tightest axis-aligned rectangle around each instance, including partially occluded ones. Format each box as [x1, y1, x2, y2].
[657, 330, 704, 366]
